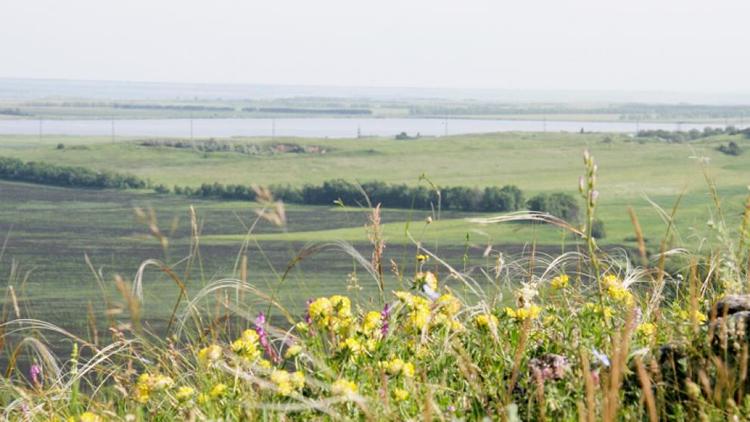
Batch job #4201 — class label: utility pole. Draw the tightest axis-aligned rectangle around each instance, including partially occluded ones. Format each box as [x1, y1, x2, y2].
[443, 119, 448, 137]
[111, 116, 115, 142]
[38, 117, 43, 142]
[272, 118, 276, 139]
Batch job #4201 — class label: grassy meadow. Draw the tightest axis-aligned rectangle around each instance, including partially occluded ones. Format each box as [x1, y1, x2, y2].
[2, 130, 750, 419]
[1, 131, 749, 245]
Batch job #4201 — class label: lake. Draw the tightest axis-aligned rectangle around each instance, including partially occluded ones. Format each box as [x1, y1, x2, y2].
[0, 117, 736, 138]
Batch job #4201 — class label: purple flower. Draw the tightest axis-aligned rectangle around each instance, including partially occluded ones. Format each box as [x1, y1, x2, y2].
[30, 364, 42, 386]
[255, 312, 279, 363]
[380, 303, 391, 337]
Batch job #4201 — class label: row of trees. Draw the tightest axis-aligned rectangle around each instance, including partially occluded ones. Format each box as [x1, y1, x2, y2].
[0, 157, 146, 189]
[172, 179, 564, 215]
[242, 107, 372, 115]
[0, 155, 585, 227]
[637, 126, 750, 143]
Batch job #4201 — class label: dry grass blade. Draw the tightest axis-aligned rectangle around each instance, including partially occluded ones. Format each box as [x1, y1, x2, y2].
[468, 211, 585, 238]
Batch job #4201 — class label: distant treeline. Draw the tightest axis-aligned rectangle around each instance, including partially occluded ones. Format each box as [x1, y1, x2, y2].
[113, 104, 234, 112]
[408, 103, 750, 120]
[139, 139, 326, 155]
[173, 180, 553, 214]
[241, 107, 372, 115]
[636, 126, 750, 143]
[0, 157, 146, 189]
[0, 156, 582, 220]
[0, 108, 28, 116]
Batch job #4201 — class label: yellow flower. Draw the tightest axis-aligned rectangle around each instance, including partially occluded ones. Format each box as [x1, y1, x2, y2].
[365, 338, 379, 351]
[291, 371, 305, 390]
[384, 358, 404, 376]
[475, 313, 499, 329]
[409, 305, 431, 331]
[362, 311, 382, 334]
[258, 359, 272, 369]
[271, 369, 294, 396]
[151, 375, 173, 391]
[550, 274, 570, 289]
[308, 297, 333, 327]
[603, 274, 634, 305]
[295, 321, 309, 333]
[270, 369, 289, 384]
[505, 305, 541, 321]
[330, 295, 352, 319]
[231, 329, 261, 361]
[415, 271, 438, 291]
[79, 413, 102, 422]
[341, 337, 364, 355]
[677, 309, 707, 323]
[584, 302, 614, 319]
[416, 254, 429, 263]
[284, 344, 303, 359]
[637, 322, 657, 338]
[197, 393, 209, 405]
[198, 344, 222, 363]
[175, 386, 195, 402]
[436, 294, 462, 316]
[394, 291, 414, 303]
[134, 373, 172, 403]
[135, 373, 151, 403]
[331, 379, 358, 396]
[393, 387, 409, 401]
[402, 362, 415, 378]
[210, 383, 227, 399]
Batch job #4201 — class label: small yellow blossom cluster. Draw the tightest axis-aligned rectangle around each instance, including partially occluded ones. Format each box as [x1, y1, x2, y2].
[395, 291, 432, 332]
[392, 387, 409, 402]
[550, 274, 570, 289]
[415, 271, 438, 292]
[231, 329, 262, 361]
[331, 378, 358, 396]
[474, 313, 499, 330]
[270, 369, 305, 396]
[134, 373, 174, 404]
[284, 344, 303, 359]
[505, 304, 541, 321]
[394, 291, 463, 332]
[67, 412, 102, 422]
[198, 344, 222, 364]
[637, 322, 657, 339]
[175, 386, 196, 403]
[362, 311, 382, 336]
[583, 302, 614, 319]
[603, 274, 634, 305]
[308, 295, 354, 334]
[677, 309, 708, 323]
[380, 357, 416, 378]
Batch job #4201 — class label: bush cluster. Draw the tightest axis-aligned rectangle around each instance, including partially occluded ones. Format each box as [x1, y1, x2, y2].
[0, 156, 146, 189]
[175, 179, 530, 213]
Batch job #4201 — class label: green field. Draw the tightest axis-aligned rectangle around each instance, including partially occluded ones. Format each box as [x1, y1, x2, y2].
[1, 131, 749, 336]
[2, 131, 750, 419]
[1, 131, 749, 241]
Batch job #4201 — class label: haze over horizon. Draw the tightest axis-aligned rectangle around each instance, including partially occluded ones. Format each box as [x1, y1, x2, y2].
[2, 0, 749, 96]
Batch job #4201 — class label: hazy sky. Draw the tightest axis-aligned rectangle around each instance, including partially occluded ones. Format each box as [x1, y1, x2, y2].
[2, 0, 749, 92]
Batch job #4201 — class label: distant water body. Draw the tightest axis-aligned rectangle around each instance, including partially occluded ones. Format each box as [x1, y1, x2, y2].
[0, 118, 737, 138]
